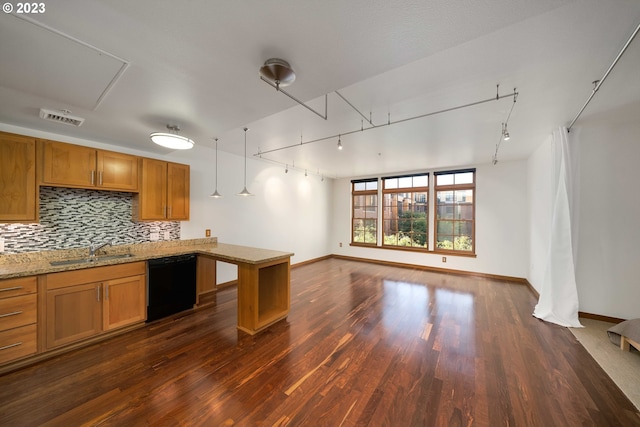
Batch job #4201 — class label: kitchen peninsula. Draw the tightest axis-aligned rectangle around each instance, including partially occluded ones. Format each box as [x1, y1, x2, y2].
[0, 238, 293, 371]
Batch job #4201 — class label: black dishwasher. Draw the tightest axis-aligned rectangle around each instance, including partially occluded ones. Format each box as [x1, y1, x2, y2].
[147, 254, 197, 322]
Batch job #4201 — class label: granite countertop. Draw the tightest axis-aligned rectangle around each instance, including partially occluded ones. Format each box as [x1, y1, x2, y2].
[0, 238, 294, 280]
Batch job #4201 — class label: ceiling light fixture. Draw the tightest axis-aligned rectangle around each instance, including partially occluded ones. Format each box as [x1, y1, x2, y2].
[285, 164, 289, 173]
[259, 58, 328, 120]
[210, 138, 222, 198]
[150, 124, 194, 150]
[337, 135, 343, 150]
[502, 123, 510, 141]
[259, 58, 296, 89]
[237, 127, 253, 196]
[492, 88, 518, 165]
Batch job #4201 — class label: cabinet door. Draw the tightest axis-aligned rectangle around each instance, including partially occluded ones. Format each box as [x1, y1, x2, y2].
[103, 275, 146, 331]
[46, 283, 102, 349]
[40, 140, 97, 188]
[97, 150, 139, 191]
[0, 133, 36, 222]
[167, 162, 190, 220]
[139, 158, 168, 220]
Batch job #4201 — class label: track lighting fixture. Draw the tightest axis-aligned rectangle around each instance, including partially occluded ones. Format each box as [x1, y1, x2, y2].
[337, 135, 343, 150]
[210, 138, 222, 198]
[502, 123, 510, 141]
[237, 127, 254, 196]
[150, 124, 195, 150]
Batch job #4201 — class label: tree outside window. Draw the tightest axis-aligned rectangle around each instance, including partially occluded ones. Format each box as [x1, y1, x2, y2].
[435, 170, 475, 253]
[352, 179, 378, 245]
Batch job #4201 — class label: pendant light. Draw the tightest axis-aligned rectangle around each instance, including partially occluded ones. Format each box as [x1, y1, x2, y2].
[237, 127, 253, 196]
[150, 124, 195, 150]
[210, 138, 222, 198]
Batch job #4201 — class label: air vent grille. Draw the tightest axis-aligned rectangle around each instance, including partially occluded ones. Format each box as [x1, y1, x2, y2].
[39, 108, 85, 127]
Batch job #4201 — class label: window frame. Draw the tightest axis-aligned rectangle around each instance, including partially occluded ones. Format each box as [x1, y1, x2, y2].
[434, 169, 476, 255]
[351, 178, 379, 246]
[381, 173, 429, 251]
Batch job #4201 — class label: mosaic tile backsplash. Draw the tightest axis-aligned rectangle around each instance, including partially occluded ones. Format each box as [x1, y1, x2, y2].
[0, 187, 180, 254]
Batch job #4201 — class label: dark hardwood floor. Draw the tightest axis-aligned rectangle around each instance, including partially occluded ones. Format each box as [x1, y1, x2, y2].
[1, 258, 638, 426]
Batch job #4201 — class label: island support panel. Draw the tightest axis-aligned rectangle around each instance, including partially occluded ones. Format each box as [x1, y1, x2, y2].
[236, 257, 290, 335]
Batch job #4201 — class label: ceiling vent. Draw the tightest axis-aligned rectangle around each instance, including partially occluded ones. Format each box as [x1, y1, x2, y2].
[39, 108, 85, 127]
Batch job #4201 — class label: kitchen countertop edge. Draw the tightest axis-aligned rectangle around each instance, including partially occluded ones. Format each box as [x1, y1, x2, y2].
[0, 239, 294, 280]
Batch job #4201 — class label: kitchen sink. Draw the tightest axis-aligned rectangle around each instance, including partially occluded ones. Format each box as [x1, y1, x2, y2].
[50, 253, 134, 266]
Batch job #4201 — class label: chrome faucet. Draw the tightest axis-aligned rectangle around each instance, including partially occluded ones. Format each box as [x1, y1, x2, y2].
[89, 241, 112, 258]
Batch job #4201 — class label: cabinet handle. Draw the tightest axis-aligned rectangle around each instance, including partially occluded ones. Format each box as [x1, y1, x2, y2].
[91, 170, 95, 185]
[106, 284, 109, 300]
[163, 206, 167, 218]
[96, 284, 101, 302]
[99, 170, 103, 185]
[0, 342, 22, 351]
[0, 311, 22, 318]
[0, 286, 23, 292]
[168, 206, 172, 218]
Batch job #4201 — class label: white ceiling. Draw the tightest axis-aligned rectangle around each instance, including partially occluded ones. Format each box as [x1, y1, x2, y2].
[1, 0, 639, 178]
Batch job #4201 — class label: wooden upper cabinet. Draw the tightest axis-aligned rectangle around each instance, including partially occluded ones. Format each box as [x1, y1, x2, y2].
[138, 158, 168, 220]
[136, 158, 189, 221]
[167, 162, 190, 220]
[0, 132, 37, 222]
[97, 150, 138, 191]
[39, 140, 138, 192]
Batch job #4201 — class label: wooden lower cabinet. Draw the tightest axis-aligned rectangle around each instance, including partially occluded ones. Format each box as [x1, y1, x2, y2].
[0, 276, 38, 364]
[0, 324, 37, 365]
[46, 282, 102, 349]
[44, 262, 146, 350]
[103, 275, 146, 331]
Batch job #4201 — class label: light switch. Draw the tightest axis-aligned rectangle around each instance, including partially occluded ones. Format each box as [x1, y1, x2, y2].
[150, 232, 159, 241]
[164, 231, 170, 240]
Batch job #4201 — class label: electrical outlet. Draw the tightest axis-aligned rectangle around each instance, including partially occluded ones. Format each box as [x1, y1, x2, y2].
[206, 229, 211, 237]
[150, 232, 159, 241]
[442, 256, 447, 263]
[164, 231, 170, 240]
[0, 237, 4, 253]
[339, 242, 343, 247]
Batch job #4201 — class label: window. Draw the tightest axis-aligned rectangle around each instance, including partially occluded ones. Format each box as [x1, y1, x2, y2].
[382, 173, 428, 249]
[435, 169, 475, 253]
[352, 179, 378, 245]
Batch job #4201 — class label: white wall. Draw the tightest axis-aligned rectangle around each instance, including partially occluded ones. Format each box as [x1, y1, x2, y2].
[182, 146, 332, 283]
[329, 161, 530, 278]
[526, 135, 554, 293]
[526, 120, 640, 320]
[573, 121, 640, 319]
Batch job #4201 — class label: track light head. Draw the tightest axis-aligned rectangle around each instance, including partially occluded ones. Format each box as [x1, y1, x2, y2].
[337, 135, 343, 150]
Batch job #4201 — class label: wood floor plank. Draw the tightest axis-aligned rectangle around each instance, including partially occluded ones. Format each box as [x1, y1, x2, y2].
[0, 258, 639, 426]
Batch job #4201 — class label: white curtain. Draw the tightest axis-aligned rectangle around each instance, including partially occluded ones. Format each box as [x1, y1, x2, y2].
[533, 127, 582, 327]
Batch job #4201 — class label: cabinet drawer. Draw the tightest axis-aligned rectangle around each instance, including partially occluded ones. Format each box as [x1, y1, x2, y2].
[0, 294, 37, 331]
[0, 324, 37, 364]
[0, 276, 37, 299]
[46, 262, 146, 290]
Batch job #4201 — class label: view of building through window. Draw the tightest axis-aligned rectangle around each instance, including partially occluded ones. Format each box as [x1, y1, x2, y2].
[351, 169, 475, 255]
[382, 174, 429, 248]
[352, 179, 378, 244]
[435, 170, 475, 252]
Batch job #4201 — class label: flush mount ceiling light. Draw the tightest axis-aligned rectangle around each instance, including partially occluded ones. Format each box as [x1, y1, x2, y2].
[150, 124, 195, 150]
[259, 58, 296, 89]
[210, 138, 222, 198]
[237, 127, 254, 197]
